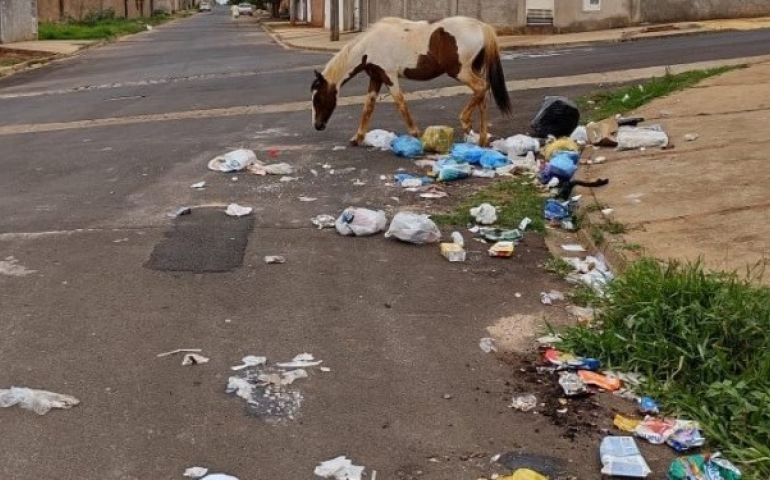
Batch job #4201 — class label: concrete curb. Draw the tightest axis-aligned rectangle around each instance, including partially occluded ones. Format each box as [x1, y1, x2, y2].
[260, 20, 341, 53]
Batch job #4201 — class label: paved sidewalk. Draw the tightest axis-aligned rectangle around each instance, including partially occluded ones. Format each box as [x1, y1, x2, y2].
[0, 39, 98, 55]
[263, 16, 770, 52]
[580, 61, 770, 282]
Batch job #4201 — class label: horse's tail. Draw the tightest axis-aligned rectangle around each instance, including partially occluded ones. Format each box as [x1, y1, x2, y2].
[482, 24, 512, 116]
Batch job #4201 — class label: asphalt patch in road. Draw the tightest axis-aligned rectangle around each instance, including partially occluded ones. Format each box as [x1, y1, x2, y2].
[146, 207, 253, 273]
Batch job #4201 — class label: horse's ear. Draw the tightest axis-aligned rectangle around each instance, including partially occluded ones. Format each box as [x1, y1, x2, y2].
[314, 70, 323, 80]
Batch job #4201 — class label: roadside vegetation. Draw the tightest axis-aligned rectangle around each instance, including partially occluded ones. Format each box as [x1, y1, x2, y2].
[38, 9, 174, 40]
[561, 259, 770, 478]
[433, 180, 545, 232]
[577, 65, 742, 123]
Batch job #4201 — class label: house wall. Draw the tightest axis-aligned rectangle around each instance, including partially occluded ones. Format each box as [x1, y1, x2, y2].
[0, 0, 38, 43]
[361, 0, 770, 33]
[37, 0, 154, 21]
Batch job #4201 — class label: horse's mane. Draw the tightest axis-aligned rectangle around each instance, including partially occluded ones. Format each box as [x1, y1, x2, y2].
[322, 41, 356, 85]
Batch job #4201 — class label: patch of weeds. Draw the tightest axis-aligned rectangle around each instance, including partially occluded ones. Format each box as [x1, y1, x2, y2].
[603, 221, 627, 235]
[584, 202, 608, 213]
[544, 256, 572, 277]
[577, 66, 743, 123]
[589, 225, 604, 246]
[433, 180, 545, 232]
[39, 12, 173, 40]
[568, 283, 599, 308]
[561, 258, 770, 478]
[619, 242, 642, 252]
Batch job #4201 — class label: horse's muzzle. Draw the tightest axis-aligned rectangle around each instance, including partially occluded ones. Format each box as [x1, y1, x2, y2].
[315, 123, 326, 131]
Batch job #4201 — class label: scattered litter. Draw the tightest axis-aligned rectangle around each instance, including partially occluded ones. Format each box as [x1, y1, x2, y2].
[544, 348, 600, 370]
[419, 188, 449, 199]
[510, 394, 538, 412]
[276, 353, 323, 368]
[562, 255, 614, 294]
[200, 473, 239, 480]
[363, 129, 397, 150]
[543, 137, 579, 160]
[440, 242, 466, 262]
[519, 217, 532, 231]
[501, 469, 548, 480]
[230, 355, 267, 371]
[0, 256, 36, 277]
[489, 241, 515, 258]
[208, 149, 257, 172]
[539, 151, 580, 184]
[391, 135, 424, 158]
[231, 176, 238, 182]
[264, 256, 286, 264]
[544, 199, 571, 221]
[182, 353, 210, 366]
[472, 168, 496, 178]
[536, 334, 562, 345]
[168, 206, 192, 218]
[635, 417, 700, 446]
[450, 231, 464, 247]
[332, 145, 347, 151]
[614, 414, 642, 433]
[668, 453, 741, 480]
[225, 203, 253, 217]
[561, 243, 586, 252]
[394, 172, 433, 188]
[183, 467, 209, 478]
[479, 337, 497, 353]
[558, 371, 588, 396]
[311, 214, 336, 229]
[414, 159, 437, 169]
[314, 456, 365, 480]
[638, 396, 660, 414]
[298, 196, 317, 202]
[531, 96, 580, 138]
[683, 133, 700, 142]
[421, 125, 455, 154]
[570, 126, 588, 145]
[191, 181, 206, 189]
[586, 118, 619, 146]
[540, 290, 565, 305]
[667, 424, 706, 452]
[470, 203, 498, 225]
[280, 176, 298, 182]
[320, 367, 331, 372]
[491, 134, 540, 156]
[281, 369, 309, 385]
[335, 207, 388, 236]
[617, 125, 669, 150]
[588, 155, 607, 165]
[451, 143, 509, 169]
[385, 212, 441, 245]
[600, 436, 651, 478]
[262, 163, 294, 175]
[547, 177, 560, 188]
[577, 370, 621, 391]
[433, 157, 472, 182]
[601, 208, 615, 218]
[464, 130, 480, 144]
[477, 227, 522, 243]
[0, 387, 80, 415]
[157, 348, 203, 358]
[565, 305, 596, 324]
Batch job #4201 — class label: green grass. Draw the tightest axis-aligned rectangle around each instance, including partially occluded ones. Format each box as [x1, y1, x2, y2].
[577, 66, 743, 123]
[39, 13, 171, 40]
[0, 57, 25, 67]
[619, 242, 643, 252]
[432, 180, 545, 232]
[561, 258, 770, 478]
[544, 256, 573, 277]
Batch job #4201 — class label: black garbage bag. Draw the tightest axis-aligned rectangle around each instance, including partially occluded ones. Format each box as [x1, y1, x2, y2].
[530, 96, 580, 138]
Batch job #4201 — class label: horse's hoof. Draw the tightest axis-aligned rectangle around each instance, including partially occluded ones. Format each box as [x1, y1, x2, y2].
[349, 135, 363, 146]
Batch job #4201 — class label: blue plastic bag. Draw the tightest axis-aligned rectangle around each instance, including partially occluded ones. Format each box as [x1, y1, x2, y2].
[433, 157, 472, 182]
[544, 199, 571, 221]
[479, 150, 509, 170]
[539, 150, 581, 184]
[450, 143, 508, 169]
[393, 172, 433, 187]
[391, 135, 424, 158]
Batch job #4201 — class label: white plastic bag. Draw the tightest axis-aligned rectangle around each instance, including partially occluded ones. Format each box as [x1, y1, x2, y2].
[470, 203, 498, 225]
[0, 387, 80, 415]
[617, 125, 669, 150]
[335, 207, 388, 236]
[385, 212, 441, 245]
[208, 149, 257, 172]
[491, 134, 540, 156]
[363, 129, 397, 150]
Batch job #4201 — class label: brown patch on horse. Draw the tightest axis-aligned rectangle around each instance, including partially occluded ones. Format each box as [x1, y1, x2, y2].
[403, 27, 461, 81]
[342, 55, 393, 87]
[312, 71, 338, 127]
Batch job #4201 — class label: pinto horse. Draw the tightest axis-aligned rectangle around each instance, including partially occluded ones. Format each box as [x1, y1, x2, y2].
[311, 16, 511, 147]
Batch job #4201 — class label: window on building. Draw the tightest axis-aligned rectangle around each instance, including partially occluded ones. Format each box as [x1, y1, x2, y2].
[583, 0, 601, 12]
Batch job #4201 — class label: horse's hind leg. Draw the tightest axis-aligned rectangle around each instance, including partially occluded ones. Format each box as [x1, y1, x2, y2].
[388, 79, 420, 137]
[457, 68, 489, 144]
[351, 77, 383, 146]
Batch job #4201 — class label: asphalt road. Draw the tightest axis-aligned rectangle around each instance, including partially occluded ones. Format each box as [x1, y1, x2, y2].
[0, 10, 765, 479]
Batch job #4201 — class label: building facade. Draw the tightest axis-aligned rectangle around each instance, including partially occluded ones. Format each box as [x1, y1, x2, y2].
[0, 0, 37, 42]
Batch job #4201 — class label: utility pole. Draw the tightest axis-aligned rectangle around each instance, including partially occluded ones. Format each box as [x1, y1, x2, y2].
[330, 0, 339, 41]
[289, 0, 296, 25]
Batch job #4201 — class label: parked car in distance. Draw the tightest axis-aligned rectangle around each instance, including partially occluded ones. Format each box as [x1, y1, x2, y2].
[199, 1, 212, 11]
[237, 2, 254, 15]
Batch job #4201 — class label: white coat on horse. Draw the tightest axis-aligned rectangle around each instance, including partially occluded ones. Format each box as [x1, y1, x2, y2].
[311, 16, 511, 146]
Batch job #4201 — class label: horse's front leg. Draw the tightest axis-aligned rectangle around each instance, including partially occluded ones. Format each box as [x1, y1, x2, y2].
[389, 81, 420, 137]
[351, 77, 383, 146]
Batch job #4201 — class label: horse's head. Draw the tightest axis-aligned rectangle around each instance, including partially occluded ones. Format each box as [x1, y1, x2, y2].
[311, 70, 337, 131]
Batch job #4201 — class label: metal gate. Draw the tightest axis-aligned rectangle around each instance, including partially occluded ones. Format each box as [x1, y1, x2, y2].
[526, 0, 555, 25]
